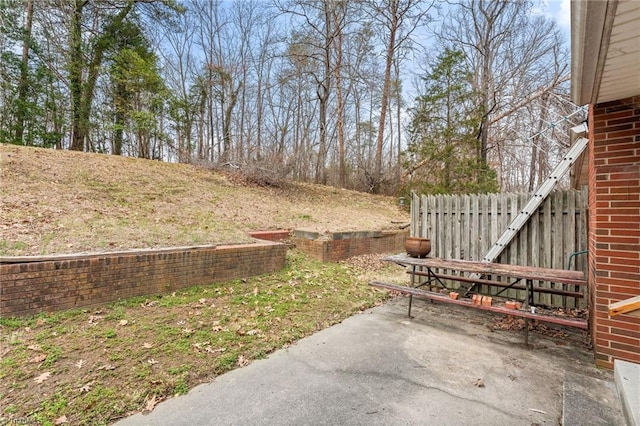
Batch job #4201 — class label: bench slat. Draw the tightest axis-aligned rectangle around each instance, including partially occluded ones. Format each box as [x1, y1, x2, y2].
[385, 254, 586, 286]
[407, 271, 584, 298]
[369, 281, 588, 329]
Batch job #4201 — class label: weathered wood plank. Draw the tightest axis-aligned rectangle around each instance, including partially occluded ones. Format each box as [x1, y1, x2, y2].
[406, 271, 584, 298]
[416, 191, 587, 309]
[369, 281, 588, 329]
[552, 192, 565, 307]
[471, 194, 479, 262]
[565, 190, 576, 308]
[384, 254, 586, 285]
[452, 195, 460, 278]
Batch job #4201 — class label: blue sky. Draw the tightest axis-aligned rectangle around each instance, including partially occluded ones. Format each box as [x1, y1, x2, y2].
[536, 0, 572, 40]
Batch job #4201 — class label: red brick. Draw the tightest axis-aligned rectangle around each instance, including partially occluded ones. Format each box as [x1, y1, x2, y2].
[598, 346, 640, 363]
[0, 243, 287, 317]
[611, 327, 640, 340]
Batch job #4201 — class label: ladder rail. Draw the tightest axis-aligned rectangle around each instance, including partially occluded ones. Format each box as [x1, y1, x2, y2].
[458, 135, 589, 295]
[481, 136, 589, 263]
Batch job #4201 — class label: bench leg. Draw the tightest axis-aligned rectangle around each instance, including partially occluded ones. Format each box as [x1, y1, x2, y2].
[527, 279, 534, 306]
[408, 295, 413, 318]
[524, 318, 529, 346]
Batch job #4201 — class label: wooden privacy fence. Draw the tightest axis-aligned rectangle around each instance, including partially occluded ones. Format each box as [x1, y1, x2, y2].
[410, 190, 588, 308]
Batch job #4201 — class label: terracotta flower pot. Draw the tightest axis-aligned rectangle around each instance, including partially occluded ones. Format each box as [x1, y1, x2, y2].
[405, 237, 431, 258]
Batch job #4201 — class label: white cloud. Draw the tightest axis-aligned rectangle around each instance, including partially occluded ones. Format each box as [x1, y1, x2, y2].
[555, 0, 571, 30]
[532, 0, 571, 30]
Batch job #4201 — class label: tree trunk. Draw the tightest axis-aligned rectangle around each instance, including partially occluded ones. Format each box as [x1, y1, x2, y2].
[70, 0, 134, 152]
[333, 8, 346, 187]
[374, 0, 398, 193]
[315, 2, 332, 185]
[69, 0, 84, 151]
[15, 0, 34, 144]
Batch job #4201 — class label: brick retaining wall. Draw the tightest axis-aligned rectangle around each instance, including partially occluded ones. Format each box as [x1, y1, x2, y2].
[0, 242, 287, 318]
[292, 229, 407, 262]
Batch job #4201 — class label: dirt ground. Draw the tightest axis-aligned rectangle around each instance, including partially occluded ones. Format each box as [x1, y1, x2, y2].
[0, 144, 409, 256]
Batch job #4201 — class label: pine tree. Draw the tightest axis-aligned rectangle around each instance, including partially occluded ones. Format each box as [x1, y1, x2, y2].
[406, 48, 498, 194]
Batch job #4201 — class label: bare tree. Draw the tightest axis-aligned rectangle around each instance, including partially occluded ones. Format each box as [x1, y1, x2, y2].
[439, 0, 568, 187]
[367, 0, 432, 193]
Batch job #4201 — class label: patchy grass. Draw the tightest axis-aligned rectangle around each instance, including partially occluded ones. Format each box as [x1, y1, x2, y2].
[0, 144, 408, 256]
[0, 250, 405, 425]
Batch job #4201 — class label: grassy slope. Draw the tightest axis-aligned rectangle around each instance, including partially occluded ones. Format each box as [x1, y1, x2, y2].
[0, 144, 408, 256]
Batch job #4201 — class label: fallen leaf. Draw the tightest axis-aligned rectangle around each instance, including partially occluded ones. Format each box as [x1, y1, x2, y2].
[75, 359, 85, 369]
[79, 381, 94, 393]
[27, 344, 42, 351]
[54, 415, 68, 424]
[119, 319, 129, 326]
[29, 354, 47, 363]
[143, 395, 158, 414]
[143, 342, 153, 349]
[253, 287, 258, 296]
[237, 355, 249, 367]
[97, 364, 115, 371]
[147, 358, 158, 365]
[141, 300, 158, 308]
[473, 378, 485, 388]
[199, 298, 207, 304]
[246, 329, 259, 336]
[34, 372, 51, 384]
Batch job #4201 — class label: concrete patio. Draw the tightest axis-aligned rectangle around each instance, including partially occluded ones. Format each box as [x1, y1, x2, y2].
[117, 297, 624, 425]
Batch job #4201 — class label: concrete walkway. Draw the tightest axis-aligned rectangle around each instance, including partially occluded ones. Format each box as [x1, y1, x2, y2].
[117, 297, 616, 426]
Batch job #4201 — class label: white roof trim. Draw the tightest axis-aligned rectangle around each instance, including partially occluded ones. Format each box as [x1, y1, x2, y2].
[571, 0, 619, 105]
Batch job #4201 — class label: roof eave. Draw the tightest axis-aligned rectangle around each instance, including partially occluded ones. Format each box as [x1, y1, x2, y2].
[571, 0, 618, 105]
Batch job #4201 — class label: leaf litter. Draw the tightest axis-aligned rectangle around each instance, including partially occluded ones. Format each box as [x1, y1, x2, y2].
[0, 252, 404, 425]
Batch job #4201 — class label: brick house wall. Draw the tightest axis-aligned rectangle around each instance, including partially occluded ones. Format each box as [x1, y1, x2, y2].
[589, 96, 640, 368]
[0, 242, 287, 318]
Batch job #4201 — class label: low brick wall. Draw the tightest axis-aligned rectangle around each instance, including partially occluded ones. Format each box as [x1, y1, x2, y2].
[248, 230, 291, 242]
[292, 229, 408, 262]
[0, 242, 287, 318]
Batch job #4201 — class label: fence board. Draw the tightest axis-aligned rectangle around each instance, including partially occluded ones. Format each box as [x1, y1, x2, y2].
[411, 190, 588, 309]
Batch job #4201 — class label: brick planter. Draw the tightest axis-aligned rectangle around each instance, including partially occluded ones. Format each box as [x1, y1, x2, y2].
[291, 229, 408, 262]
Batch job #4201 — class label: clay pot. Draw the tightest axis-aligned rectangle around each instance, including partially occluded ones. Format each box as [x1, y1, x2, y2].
[405, 237, 431, 258]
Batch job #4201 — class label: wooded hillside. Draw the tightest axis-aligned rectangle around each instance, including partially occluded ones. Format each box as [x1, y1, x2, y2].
[0, 1, 584, 194]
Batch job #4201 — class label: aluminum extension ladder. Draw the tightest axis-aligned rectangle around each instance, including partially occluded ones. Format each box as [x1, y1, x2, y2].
[458, 134, 589, 296]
